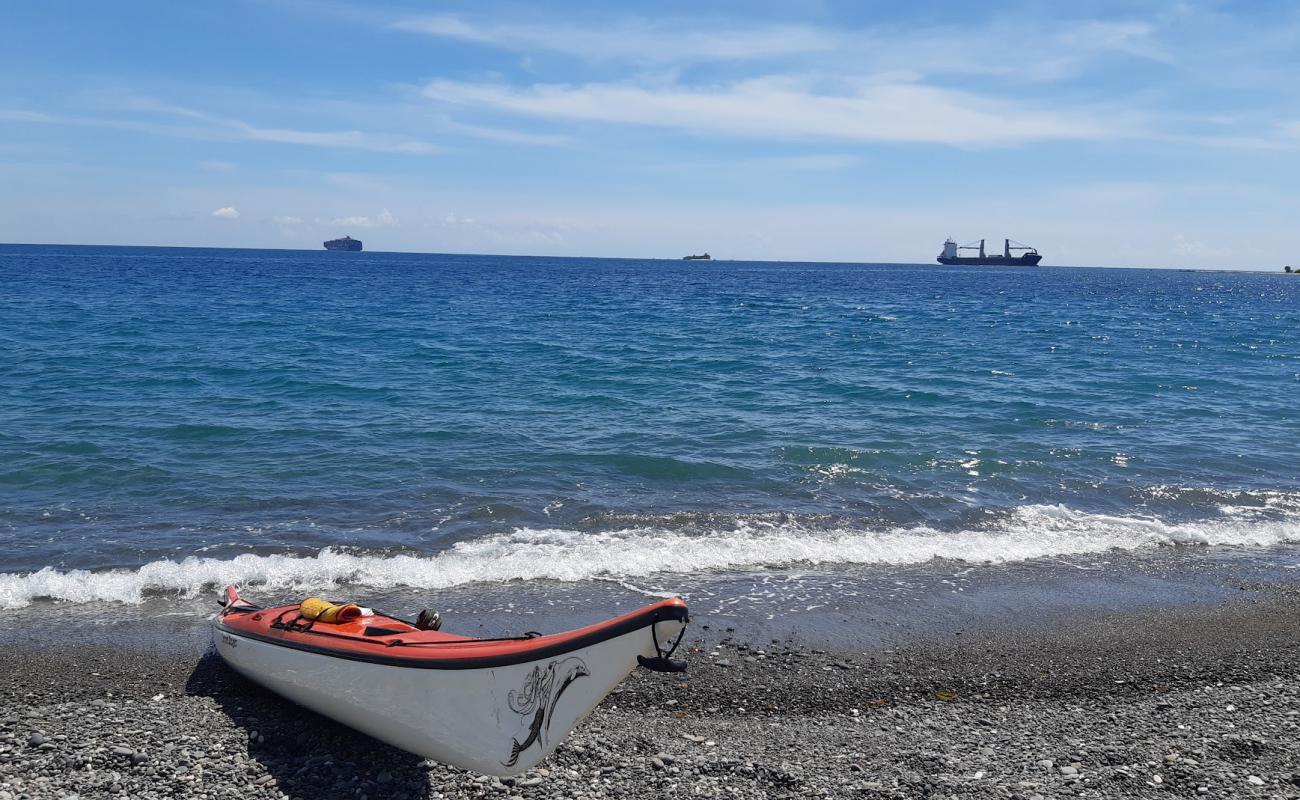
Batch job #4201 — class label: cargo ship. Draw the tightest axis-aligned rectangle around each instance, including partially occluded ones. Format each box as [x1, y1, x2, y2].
[324, 235, 362, 252]
[937, 238, 1041, 266]
[683, 253, 711, 261]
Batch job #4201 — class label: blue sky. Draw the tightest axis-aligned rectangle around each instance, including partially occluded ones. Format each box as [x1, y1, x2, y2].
[2, 1, 1298, 268]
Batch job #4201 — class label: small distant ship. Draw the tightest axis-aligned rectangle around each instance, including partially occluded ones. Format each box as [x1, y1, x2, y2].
[938, 238, 1041, 266]
[324, 236, 362, 252]
[683, 253, 711, 261]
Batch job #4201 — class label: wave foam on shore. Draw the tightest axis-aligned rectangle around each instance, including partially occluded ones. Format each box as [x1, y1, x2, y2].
[2, 504, 1298, 609]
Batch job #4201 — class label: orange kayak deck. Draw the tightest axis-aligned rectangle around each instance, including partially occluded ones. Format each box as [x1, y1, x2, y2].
[216, 587, 689, 670]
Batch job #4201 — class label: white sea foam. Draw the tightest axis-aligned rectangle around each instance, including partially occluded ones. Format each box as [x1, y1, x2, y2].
[1, 504, 1298, 609]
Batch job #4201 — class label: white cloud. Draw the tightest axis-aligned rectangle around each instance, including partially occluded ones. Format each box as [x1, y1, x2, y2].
[273, 215, 303, 225]
[329, 208, 397, 228]
[424, 77, 1119, 147]
[211, 206, 240, 219]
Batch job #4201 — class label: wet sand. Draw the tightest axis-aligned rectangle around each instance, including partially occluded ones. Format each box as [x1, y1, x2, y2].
[3, 583, 1300, 799]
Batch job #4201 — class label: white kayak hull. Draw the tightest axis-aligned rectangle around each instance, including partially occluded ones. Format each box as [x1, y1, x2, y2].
[212, 613, 684, 775]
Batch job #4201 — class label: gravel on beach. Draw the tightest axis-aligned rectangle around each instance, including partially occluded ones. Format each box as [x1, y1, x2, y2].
[3, 588, 1300, 800]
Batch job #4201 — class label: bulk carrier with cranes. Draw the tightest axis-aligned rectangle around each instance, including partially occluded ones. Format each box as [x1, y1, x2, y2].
[937, 238, 1042, 266]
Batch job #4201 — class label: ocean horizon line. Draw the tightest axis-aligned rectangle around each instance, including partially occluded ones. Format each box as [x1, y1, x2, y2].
[0, 241, 1287, 274]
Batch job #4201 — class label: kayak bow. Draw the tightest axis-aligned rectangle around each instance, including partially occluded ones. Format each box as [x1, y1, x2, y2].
[212, 586, 688, 775]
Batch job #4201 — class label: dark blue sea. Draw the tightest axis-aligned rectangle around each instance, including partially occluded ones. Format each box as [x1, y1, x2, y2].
[2, 245, 1298, 631]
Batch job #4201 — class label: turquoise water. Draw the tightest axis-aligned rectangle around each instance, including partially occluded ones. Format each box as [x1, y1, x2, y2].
[1, 244, 1298, 609]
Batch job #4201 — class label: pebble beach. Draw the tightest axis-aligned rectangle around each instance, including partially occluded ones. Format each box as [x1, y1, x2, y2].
[8, 1, 1300, 795]
[4, 584, 1300, 800]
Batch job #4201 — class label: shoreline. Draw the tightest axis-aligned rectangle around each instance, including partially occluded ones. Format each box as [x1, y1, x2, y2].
[3, 541, 1297, 655]
[4, 585, 1300, 798]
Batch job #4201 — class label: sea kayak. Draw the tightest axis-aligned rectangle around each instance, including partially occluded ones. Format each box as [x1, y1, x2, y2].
[212, 586, 689, 775]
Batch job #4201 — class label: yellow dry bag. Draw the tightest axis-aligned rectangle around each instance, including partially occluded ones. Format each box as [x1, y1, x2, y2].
[299, 597, 362, 624]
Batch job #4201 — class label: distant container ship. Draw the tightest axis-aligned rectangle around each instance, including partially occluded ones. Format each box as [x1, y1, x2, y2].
[682, 253, 711, 261]
[937, 238, 1041, 266]
[324, 236, 362, 252]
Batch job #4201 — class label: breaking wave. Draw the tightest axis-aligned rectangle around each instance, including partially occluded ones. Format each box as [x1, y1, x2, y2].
[2, 504, 1298, 609]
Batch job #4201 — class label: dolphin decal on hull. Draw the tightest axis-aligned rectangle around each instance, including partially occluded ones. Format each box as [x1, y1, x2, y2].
[502, 656, 590, 767]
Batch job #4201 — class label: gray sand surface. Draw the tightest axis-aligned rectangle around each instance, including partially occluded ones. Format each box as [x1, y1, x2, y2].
[3, 586, 1300, 799]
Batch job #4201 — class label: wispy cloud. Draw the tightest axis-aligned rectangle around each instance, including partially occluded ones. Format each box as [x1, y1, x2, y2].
[751, 154, 860, 171]
[0, 110, 62, 124]
[423, 77, 1120, 147]
[436, 117, 573, 147]
[392, 15, 837, 64]
[125, 96, 441, 154]
[1, 100, 439, 156]
[211, 206, 240, 219]
[833, 18, 1170, 83]
[230, 122, 436, 154]
[391, 12, 1171, 82]
[1056, 20, 1168, 61]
